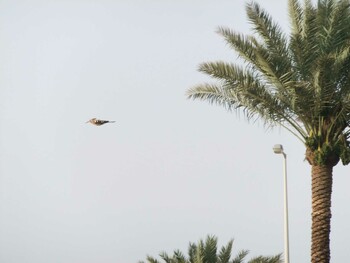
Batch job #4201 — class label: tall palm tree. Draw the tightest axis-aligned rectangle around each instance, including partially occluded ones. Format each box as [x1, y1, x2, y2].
[187, 1, 350, 262]
[140, 235, 282, 263]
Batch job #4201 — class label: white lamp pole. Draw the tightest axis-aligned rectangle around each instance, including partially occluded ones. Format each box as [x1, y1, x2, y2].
[273, 144, 290, 263]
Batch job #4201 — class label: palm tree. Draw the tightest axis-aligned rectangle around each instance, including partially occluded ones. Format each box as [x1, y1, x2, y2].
[140, 235, 282, 263]
[187, 1, 350, 262]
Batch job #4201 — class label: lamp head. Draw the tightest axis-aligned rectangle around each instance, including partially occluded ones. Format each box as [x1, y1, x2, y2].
[273, 144, 284, 154]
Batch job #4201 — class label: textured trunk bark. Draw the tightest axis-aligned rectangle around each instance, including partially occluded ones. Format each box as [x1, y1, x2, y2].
[311, 164, 333, 263]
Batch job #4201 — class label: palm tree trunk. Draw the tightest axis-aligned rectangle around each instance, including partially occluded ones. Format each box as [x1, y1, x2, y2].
[311, 164, 333, 263]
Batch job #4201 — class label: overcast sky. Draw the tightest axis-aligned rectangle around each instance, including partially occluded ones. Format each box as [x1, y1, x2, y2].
[1, 0, 349, 262]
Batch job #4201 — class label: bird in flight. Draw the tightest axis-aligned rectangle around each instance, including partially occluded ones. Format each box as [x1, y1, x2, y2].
[86, 118, 116, 126]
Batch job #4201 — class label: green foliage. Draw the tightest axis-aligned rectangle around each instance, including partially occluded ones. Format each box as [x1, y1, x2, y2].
[187, 0, 350, 166]
[139, 235, 282, 263]
[248, 255, 282, 263]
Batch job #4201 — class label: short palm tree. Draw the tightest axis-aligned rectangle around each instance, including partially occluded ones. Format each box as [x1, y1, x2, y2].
[140, 235, 282, 263]
[187, 1, 350, 262]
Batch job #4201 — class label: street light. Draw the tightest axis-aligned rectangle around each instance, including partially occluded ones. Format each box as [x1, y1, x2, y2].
[273, 144, 290, 263]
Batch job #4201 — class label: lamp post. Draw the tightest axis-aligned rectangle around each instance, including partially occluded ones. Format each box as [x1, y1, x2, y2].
[273, 144, 290, 263]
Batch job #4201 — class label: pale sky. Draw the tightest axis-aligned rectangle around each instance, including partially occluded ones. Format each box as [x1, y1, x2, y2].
[1, 1, 349, 262]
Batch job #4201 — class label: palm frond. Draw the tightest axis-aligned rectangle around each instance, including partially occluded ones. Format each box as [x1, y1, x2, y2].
[203, 235, 218, 263]
[217, 25, 293, 91]
[173, 250, 187, 263]
[188, 65, 307, 141]
[231, 249, 249, 263]
[146, 256, 161, 263]
[329, 0, 350, 49]
[288, 0, 303, 35]
[295, 0, 319, 79]
[218, 239, 233, 263]
[159, 252, 173, 263]
[188, 243, 197, 263]
[247, 254, 282, 263]
[194, 240, 205, 263]
[245, 2, 291, 71]
[216, 27, 258, 67]
[187, 83, 236, 111]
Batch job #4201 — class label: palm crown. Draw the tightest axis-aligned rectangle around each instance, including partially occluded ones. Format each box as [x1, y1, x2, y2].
[187, 0, 350, 166]
[141, 235, 282, 263]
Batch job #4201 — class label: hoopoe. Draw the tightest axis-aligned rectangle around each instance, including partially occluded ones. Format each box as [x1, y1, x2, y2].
[86, 118, 116, 126]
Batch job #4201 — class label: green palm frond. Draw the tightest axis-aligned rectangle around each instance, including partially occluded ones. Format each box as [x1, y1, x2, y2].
[195, 240, 205, 263]
[187, 69, 307, 141]
[159, 252, 173, 263]
[247, 254, 282, 263]
[173, 250, 187, 263]
[289, 0, 303, 35]
[231, 250, 249, 263]
[217, 26, 292, 90]
[292, 0, 319, 79]
[216, 27, 257, 67]
[203, 235, 218, 263]
[218, 239, 233, 263]
[146, 256, 162, 263]
[245, 2, 292, 78]
[188, 243, 197, 263]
